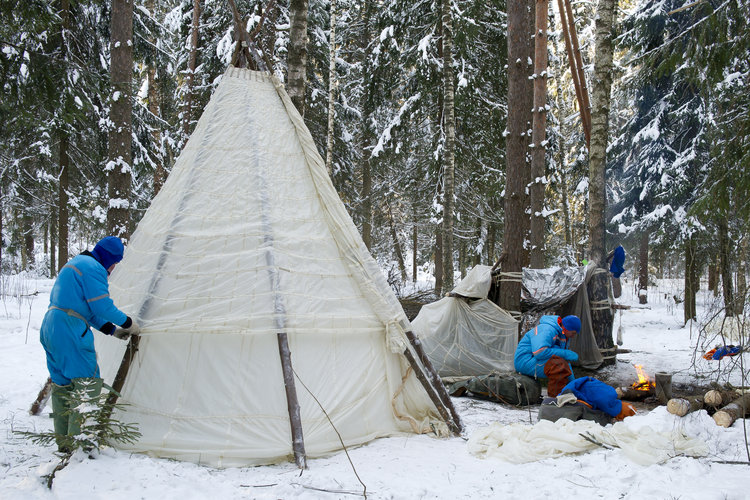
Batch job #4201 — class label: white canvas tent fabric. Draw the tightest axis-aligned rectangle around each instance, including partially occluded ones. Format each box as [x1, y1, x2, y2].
[412, 266, 518, 378]
[95, 67, 446, 467]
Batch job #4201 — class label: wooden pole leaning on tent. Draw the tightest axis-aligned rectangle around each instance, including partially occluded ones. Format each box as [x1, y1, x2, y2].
[227, 0, 275, 72]
[403, 329, 463, 435]
[105, 334, 141, 408]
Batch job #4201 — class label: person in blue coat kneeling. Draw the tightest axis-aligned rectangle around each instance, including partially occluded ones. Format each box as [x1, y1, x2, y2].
[40, 236, 140, 452]
[514, 315, 581, 397]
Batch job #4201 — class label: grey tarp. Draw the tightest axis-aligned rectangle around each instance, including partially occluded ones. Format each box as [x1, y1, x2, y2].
[521, 265, 605, 370]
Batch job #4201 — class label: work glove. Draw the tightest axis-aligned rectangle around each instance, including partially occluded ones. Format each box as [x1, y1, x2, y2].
[114, 317, 140, 339]
[615, 401, 636, 421]
[100, 322, 117, 336]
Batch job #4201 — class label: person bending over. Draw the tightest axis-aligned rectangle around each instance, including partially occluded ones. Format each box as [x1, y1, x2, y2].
[514, 315, 581, 397]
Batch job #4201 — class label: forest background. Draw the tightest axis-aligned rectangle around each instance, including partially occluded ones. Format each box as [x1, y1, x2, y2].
[0, 0, 748, 325]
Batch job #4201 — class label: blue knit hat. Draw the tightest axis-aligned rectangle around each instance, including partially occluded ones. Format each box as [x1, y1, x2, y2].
[91, 236, 124, 271]
[561, 315, 581, 334]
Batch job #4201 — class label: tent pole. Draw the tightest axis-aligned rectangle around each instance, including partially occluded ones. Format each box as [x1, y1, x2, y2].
[401, 347, 461, 435]
[105, 334, 141, 408]
[404, 330, 463, 435]
[277, 332, 307, 468]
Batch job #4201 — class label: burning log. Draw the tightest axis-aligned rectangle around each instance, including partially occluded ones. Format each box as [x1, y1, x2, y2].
[666, 396, 704, 417]
[713, 393, 750, 427]
[617, 364, 655, 401]
[616, 385, 654, 401]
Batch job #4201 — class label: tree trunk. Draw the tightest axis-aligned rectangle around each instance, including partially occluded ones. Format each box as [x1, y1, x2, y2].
[182, 0, 200, 137]
[638, 231, 649, 305]
[325, 0, 337, 175]
[737, 238, 747, 315]
[588, 0, 618, 366]
[718, 218, 735, 316]
[49, 212, 57, 277]
[441, 0, 456, 292]
[387, 201, 407, 282]
[556, 86, 572, 248]
[588, 0, 616, 268]
[435, 228, 443, 295]
[529, 0, 549, 269]
[58, 132, 69, 270]
[147, 0, 166, 195]
[708, 254, 718, 292]
[358, 0, 374, 250]
[412, 222, 418, 282]
[22, 192, 34, 271]
[474, 217, 482, 267]
[684, 233, 697, 323]
[107, 0, 134, 240]
[500, 0, 534, 315]
[287, 0, 309, 117]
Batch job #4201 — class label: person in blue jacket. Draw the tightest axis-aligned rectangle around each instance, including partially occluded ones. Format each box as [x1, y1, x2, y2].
[560, 376, 636, 421]
[40, 236, 140, 451]
[514, 315, 581, 397]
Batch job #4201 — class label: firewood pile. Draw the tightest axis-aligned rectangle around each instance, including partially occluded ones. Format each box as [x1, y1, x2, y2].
[665, 386, 750, 427]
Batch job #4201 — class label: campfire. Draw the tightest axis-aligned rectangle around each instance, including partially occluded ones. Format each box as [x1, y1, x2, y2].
[616, 364, 655, 401]
[631, 364, 655, 392]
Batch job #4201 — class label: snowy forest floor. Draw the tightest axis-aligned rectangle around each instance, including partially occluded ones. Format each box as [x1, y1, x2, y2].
[1, 273, 749, 499]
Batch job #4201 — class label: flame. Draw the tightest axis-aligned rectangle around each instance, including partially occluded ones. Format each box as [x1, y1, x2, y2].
[631, 364, 654, 391]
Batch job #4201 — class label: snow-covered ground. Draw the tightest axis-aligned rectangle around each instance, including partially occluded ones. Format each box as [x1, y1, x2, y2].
[1, 273, 748, 499]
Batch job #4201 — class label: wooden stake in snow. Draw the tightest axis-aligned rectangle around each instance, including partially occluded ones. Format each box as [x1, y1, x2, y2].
[713, 393, 750, 427]
[654, 372, 673, 404]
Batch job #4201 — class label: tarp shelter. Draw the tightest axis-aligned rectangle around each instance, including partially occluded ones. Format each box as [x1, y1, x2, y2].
[414, 264, 605, 380]
[95, 67, 453, 467]
[412, 266, 519, 379]
[520, 265, 605, 369]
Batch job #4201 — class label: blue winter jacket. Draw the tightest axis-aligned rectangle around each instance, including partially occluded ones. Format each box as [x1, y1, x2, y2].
[561, 376, 623, 417]
[514, 315, 579, 378]
[40, 252, 128, 385]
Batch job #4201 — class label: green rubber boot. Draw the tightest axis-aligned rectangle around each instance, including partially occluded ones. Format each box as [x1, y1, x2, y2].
[50, 383, 73, 452]
[67, 377, 103, 448]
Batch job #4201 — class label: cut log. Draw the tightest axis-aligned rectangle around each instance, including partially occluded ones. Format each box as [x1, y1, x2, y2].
[29, 377, 53, 415]
[616, 386, 654, 401]
[704, 389, 739, 408]
[713, 393, 750, 427]
[667, 396, 703, 417]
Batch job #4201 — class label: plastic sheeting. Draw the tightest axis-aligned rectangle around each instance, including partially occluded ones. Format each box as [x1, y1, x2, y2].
[521, 265, 605, 370]
[95, 68, 446, 467]
[413, 266, 518, 378]
[467, 418, 708, 465]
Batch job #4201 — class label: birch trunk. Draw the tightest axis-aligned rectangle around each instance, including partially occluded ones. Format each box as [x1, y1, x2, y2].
[529, 0, 549, 269]
[737, 239, 747, 315]
[287, 0, 309, 117]
[588, 0, 616, 267]
[441, 0, 456, 292]
[108, 0, 134, 239]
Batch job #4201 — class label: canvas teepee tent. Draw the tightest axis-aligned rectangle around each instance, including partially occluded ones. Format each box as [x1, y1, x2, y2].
[95, 67, 458, 467]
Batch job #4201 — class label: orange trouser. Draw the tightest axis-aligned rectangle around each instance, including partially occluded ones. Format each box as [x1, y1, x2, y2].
[544, 355, 572, 397]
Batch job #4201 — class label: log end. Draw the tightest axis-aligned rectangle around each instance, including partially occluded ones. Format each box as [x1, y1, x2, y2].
[713, 411, 733, 427]
[667, 398, 690, 417]
[704, 390, 723, 407]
